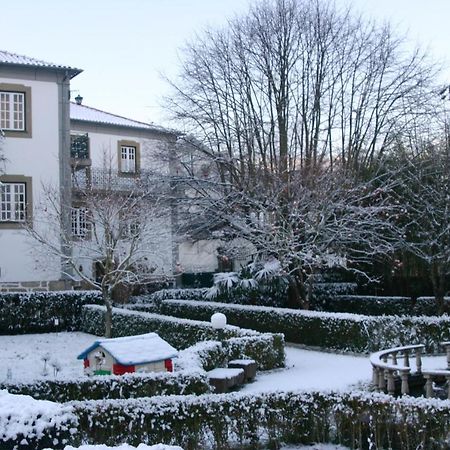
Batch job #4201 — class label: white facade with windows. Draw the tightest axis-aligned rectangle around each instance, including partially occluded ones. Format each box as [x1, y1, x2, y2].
[0, 49, 215, 292]
[0, 50, 80, 290]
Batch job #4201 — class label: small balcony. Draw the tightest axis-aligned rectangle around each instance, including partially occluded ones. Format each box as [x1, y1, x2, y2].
[71, 167, 171, 194]
[70, 134, 91, 170]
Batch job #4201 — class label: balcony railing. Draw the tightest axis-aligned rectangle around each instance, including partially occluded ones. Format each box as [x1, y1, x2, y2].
[71, 168, 171, 193]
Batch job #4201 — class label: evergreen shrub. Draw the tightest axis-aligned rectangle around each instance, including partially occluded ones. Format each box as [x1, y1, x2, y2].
[0, 371, 210, 402]
[69, 391, 450, 450]
[0, 291, 102, 334]
[80, 305, 285, 370]
[156, 299, 450, 353]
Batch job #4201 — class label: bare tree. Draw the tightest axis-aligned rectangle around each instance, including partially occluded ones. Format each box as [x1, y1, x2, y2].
[392, 135, 450, 313]
[178, 165, 402, 308]
[167, 0, 437, 188]
[26, 169, 172, 337]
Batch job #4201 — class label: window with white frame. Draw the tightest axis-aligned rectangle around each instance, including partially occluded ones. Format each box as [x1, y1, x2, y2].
[71, 207, 88, 238]
[0, 182, 27, 222]
[0, 91, 25, 131]
[120, 145, 137, 173]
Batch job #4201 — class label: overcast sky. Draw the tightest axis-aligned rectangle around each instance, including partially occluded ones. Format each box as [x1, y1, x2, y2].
[1, 0, 449, 127]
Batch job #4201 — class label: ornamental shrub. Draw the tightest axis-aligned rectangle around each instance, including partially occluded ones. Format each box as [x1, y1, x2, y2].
[68, 391, 450, 450]
[0, 291, 102, 334]
[80, 305, 285, 370]
[155, 299, 450, 353]
[0, 371, 210, 402]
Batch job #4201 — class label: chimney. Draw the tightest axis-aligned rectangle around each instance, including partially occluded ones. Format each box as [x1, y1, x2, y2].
[75, 94, 83, 105]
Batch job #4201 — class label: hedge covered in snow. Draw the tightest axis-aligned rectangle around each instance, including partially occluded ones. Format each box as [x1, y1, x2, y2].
[155, 299, 450, 353]
[0, 390, 77, 450]
[0, 291, 102, 335]
[80, 305, 285, 370]
[313, 294, 450, 316]
[5, 388, 450, 449]
[0, 371, 210, 403]
[68, 390, 450, 450]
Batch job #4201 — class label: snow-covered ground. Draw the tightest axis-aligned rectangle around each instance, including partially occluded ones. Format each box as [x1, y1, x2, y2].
[0, 332, 446, 391]
[0, 332, 98, 382]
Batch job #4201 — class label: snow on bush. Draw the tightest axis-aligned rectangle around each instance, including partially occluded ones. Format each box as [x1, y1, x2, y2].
[68, 390, 450, 449]
[1, 371, 210, 403]
[0, 390, 77, 449]
[0, 291, 102, 335]
[80, 305, 285, 370]
[157, 299, 450, 353]
[57, 445, 183, 450]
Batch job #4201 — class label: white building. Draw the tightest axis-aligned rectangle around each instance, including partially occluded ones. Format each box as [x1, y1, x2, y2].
[0, 50, 227, 292]
[0, 50, 80, 291]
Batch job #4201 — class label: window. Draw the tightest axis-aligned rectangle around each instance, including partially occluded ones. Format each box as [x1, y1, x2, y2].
[71, 207, 89, 238]
[1, 182, 26, 221]
[0, 176, 32, 228]
[120, 146, 136, 173]
[0, 84, 32, 138]
[118, 140, 140, 175]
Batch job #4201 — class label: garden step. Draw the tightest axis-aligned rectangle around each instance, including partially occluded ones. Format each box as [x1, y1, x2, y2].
[228, 359, 257, 382]
[206, 368, 245, 393]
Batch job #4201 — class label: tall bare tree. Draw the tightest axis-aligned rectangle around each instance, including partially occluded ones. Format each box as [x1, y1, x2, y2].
[391, 124, 450, 313]
[167, 0, 437, 185]
[167, 0, 434, 305]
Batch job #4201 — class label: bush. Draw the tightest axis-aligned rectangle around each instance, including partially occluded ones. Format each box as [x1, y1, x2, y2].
[156, 299, 450, 353]
[68, 390, 450, 450]
[311, 295, 450, 316]
[0, 291, 102, 335]
[0, 390, 77, 450]
[80, 305, 285, 370]
[0, 371, 210, 402]
[313, 295, 412, 315]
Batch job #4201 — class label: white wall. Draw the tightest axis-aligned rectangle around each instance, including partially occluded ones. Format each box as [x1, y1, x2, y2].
[0, 76, 62, 283]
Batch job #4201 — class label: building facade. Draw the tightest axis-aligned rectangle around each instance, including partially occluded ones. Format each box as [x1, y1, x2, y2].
[0, 50, 181, 292]
[0, 50, 80, 291]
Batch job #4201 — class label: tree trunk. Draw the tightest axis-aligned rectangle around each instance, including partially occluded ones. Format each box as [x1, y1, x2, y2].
[103, 290, 113, 338]
[287, 271, 309, 310]
[430, 262, 447, 315]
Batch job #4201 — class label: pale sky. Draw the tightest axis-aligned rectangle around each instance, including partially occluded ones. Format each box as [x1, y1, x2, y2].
[1, 0, 449, 127]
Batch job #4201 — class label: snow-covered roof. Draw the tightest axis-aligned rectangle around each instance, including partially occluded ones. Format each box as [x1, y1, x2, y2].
[78, 333, 178, 365]
[0, 49, 82, 78]
[70, 102, 176, 135]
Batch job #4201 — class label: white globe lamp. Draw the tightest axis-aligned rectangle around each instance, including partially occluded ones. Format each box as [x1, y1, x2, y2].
[211, 312, 227, 330]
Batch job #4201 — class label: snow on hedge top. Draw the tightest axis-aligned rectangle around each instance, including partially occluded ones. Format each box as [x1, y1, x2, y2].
[71, 103, 173, 134]
[0, 390, 76, 441]
[78, 333, 178, 365]
[59, 445, 183, 450]
[0, 49, 81, 77]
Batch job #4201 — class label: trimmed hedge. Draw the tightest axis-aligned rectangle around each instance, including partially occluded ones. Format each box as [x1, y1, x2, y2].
[154, 299, 450, 353]
[80, 305, 285, 370]
[0, 291, 102, 334]
[5, 388, 450, 449]
[0, 371, 210, 402]
[313, 295, 450, 316]
[0, 390, 77, 450]
[68, 390, 450, 450]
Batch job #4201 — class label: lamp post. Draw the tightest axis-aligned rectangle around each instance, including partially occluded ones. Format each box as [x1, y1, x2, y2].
[211, 312, 227, 342]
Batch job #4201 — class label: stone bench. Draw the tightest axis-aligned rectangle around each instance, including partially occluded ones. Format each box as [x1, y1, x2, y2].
[207, 368, 245, 393]
[228, 359, 257, 382]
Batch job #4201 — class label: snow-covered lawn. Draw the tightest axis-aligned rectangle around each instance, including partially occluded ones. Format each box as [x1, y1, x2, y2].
[0, 332, 446, 391]
[0, 332, 98, 383]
